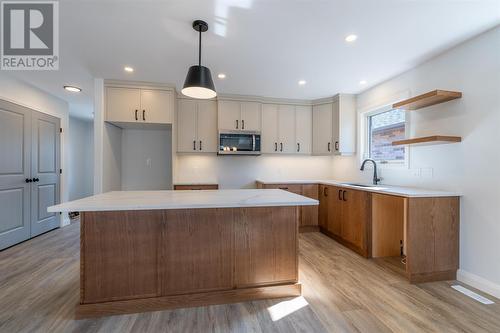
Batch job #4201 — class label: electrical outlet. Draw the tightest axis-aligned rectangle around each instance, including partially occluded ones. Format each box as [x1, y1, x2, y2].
[421, 167, 433, 178]
[146, 158, 152, 167]
[412, 168, 422, 177]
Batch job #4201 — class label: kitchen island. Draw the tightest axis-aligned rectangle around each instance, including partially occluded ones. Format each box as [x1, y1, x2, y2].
[48, 189, 318, 318]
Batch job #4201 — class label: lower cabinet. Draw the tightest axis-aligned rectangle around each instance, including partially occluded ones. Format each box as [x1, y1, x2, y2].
[321, 185, 371, 257]
[257, 182, 319, 231]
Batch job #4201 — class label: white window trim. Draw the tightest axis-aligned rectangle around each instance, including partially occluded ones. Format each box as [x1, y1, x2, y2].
[359, 104, 410, 170]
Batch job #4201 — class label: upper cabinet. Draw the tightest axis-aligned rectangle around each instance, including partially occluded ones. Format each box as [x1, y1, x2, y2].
[218, 100, 261, 131]
[261, 104, 312, 154]
[312, 94, 356, 155]
[105, 86, 174, 125]
[177, 99, 217, 153]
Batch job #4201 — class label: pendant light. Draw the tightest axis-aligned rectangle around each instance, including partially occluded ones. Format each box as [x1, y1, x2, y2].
[182, 20, 216, 99]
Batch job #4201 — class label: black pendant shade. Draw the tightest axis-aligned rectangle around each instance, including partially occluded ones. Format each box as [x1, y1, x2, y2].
[182, 20, 217, 99]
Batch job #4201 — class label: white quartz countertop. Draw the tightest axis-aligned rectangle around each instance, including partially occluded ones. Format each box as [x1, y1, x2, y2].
[256, 179, 461, 198]
[48, 189, 318, 213]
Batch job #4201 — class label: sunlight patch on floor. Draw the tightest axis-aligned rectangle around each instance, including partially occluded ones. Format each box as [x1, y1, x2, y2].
[267, 296, 309, 321]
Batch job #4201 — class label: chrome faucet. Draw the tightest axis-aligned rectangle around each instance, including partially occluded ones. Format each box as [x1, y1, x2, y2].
[360, 159, 381, 185]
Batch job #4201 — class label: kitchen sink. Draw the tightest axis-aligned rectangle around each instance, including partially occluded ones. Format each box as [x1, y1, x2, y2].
[341, 183, 379, 188]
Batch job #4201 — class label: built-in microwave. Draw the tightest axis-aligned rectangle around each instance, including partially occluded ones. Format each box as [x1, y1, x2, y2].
[218, 130, 261, 155]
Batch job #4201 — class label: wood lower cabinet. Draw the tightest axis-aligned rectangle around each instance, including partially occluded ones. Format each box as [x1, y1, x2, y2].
[257, 182, 318, 232]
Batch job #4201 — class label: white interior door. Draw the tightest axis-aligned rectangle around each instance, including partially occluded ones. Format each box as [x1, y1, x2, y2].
[0, 101, 31, 250]
[312, 103, 333, 155]
[278, 105, 295, 154]
[197, 100, 218, 152]
[218, 100, 241, 130]
[106, 87, 141, 123]
[140, 89, 173, 124]
[295, 105, 312, 154]
[240, 102, 261, 131]
[177, 99, 198, 152]
[31, 111, 60, 237]
[261, 104, 279, 153]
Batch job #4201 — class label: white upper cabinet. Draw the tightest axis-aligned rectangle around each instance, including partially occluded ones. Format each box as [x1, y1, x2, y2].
[240, 102, 261, 131]
[177, 99, 217, 153]
[105, 86, 173, 125]
[295, 105, 312, 154]
[218, 100, 261, 131]
[312, 103, 333, 155]
[261, 104, 279, 153]
[278, 105, 295, 153]
[312, 94, 356, 155]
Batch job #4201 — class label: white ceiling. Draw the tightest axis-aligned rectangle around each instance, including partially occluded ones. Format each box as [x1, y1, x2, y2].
[8, 0, 500, 119]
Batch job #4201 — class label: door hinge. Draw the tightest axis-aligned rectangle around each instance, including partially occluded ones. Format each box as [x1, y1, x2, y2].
[60, 127, 63, 133]
[60, 168, 62, 174]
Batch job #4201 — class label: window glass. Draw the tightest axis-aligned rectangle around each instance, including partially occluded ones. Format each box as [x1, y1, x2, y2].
[368, 109, 405, 161]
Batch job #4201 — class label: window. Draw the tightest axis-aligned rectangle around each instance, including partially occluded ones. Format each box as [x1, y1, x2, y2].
[368, 108, 406, 162]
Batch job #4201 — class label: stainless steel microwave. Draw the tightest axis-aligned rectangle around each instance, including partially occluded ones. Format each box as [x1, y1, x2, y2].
[218, 130, 261, 155]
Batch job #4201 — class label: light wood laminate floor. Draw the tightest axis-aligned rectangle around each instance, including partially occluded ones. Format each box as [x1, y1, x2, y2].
[1, 222, 499, 333]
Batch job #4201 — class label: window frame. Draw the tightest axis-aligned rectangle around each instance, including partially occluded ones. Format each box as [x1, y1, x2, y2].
[361, 105, 410, 169]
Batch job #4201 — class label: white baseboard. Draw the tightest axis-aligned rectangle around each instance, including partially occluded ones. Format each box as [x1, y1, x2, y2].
[457, 269, 500, 300]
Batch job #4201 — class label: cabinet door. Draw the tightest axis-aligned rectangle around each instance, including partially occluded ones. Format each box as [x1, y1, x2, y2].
[295, 105, 312, 154]
[312, 103, 333, 155]
[177, 99, 198, 152]
[318, 185, 329, 230]
[261, 104, 279, 153]
[341, 189, 371, 255]
[140, 89, 173, 124]
[197, 100, 218, 152]
[240, 102, 261, 131]
[327, 186, 342, 237]
[337, 94, 356, 155]
[301, 184, 318, 227]
[331, 100, 340, 154]
[106, 87, 141, 123]
[218, 100, 241, 130]
[278, 105, 296, 154]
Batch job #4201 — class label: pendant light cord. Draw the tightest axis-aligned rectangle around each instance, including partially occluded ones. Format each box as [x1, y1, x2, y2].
[198, 28, 202, 66]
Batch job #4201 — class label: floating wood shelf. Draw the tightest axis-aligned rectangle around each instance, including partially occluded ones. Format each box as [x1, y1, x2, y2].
[392, 136, 462, 146]
[393, 90, 462, 110]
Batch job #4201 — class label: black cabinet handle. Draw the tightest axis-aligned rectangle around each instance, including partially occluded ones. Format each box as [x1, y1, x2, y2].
[328, 142, 331, 152]
[199, 140, 202, 151]
[335, 141, 339, 151]
[135, 110, 138, 121]
[33, 178, 39, 182]
[280, 142, 283, 152]
[193, 140, 196, 150]
[323, 187, 328, 196]
[342, 190, 347, 201]
[275, 142, 278, 152]
[236, 119, 239, 129]
[297, 143, 300, 152]
[338, 189, 342, 201]
[25, 178, 32, 183]
[142, 110, 146, 121]
[242, 119, 245, 129]
[279, 187, 289, 190]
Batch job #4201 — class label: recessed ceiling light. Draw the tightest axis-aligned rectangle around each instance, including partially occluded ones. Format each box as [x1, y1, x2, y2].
[359, 80, 367, 85]
[63, 85, 82, 92]
[218, 73, 226, 79]
[345, 34, 358, 42]
[298, 80, 307, 86]
[124, 66, 134, 73]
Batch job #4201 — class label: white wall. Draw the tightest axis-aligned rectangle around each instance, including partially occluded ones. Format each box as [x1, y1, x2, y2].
[121, 128, 172, 190]
[175, 154, 334, 189]
[68, 116, 93, 200]
[0, 73, 70, 226]
[332, 26, 500, 295]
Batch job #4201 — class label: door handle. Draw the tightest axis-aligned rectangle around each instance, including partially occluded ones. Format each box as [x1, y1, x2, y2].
[328, 142, 331, 152]
[342, 190, 347, 201]
[193, 140, 196, 150]
[135, 109, 138, 121]
[25, 178, 33, 183]
[33, 178, 39, 182]
[297, 143, 300, 152]
[338, 189, 342, 201]
[242, 119, 245, 129]
[335, 141, 339, 151]
[280, 142, 283, 152]
[275, 142, 278, 152]
[142, 110, 146, 121]
[199, 140, 202, 151]
[236, 119, 239, 129]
